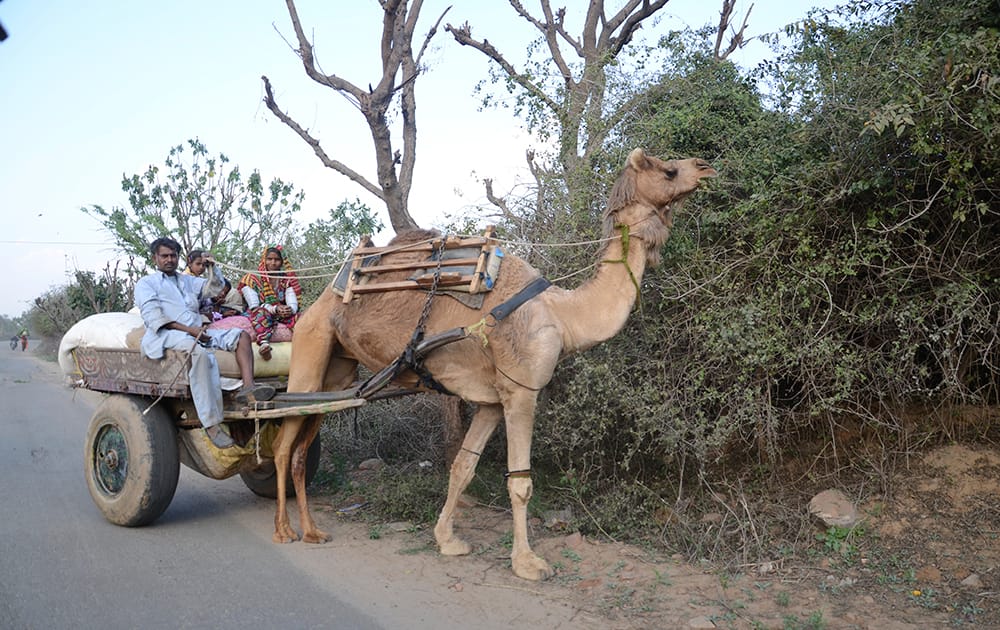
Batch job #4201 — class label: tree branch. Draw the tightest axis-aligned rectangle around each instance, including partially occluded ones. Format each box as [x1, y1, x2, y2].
[445, 21, 563, 114]
[605, 0, 670, 56]
[414, 6, 452, 68]
[261, 75, 385, 201]
[283, 0, 366, 104]
[714, 0, 752, 61]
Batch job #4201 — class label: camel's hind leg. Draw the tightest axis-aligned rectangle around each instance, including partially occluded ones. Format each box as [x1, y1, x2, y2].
[273, 288, 355, 544]
[434, 404, 502, 556]
[272, 416, 309, 543]
[290, 414, 327, 543]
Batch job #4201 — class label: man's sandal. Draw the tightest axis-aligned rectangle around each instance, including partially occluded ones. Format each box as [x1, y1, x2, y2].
[235, 383, 276, 405]
[205, 424, 235, 449]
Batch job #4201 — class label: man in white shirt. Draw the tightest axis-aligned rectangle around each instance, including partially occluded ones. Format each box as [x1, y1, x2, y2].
[134, 237, 272, 448]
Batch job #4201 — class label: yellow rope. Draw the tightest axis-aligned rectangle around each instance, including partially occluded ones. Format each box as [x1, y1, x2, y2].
[601, 224, 642, 312]
[465, 318, 493, 347]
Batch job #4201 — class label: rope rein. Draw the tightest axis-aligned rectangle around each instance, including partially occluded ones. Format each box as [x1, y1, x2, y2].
[215, 231, 625, 282]
[602, 224, 642, 305]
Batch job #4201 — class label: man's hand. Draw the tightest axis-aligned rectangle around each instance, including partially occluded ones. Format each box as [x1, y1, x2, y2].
[202, 253, 216, 266]
[184, 324, 209, 342]
[276, 305, 293, 318]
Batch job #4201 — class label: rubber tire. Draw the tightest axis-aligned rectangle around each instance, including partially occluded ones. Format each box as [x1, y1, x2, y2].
[84, 395, 180, 527]
[239, 434, 321, 499]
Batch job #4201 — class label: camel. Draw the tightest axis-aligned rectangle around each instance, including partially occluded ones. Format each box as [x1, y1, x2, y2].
[271, 148, 717, 580]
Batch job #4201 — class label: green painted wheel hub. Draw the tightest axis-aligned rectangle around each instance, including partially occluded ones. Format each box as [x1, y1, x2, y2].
[94, 424, 128, 495]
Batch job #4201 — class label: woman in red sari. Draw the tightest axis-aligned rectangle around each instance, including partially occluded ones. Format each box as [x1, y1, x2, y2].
[238, 246, 301, 360]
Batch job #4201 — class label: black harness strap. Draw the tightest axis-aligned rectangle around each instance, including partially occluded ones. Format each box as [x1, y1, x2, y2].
[355, 271, 552, 400]
[488, 277, 552, 323]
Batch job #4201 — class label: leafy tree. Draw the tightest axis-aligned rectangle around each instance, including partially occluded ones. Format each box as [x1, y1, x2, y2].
[530, 0, 1000, 491]
[0, 314, 27, 340]
[83, 138, 304, 272]
[28, 264, 132, 342]
[292, 199, 385, 304]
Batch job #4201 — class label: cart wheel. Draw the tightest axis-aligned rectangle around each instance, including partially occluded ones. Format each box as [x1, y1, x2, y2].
[84, 394, 180, 526]
[239, 435, 321, 499]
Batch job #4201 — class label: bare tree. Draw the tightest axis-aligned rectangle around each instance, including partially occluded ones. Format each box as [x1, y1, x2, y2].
[262, 0, 449, 232]
[263, 1, 465, 461]
[446, 1, 670, 196]
[446, 0, 749, 212]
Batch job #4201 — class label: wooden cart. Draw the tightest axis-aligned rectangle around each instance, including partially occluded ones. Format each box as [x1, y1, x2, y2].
[73, 346, 370, 527]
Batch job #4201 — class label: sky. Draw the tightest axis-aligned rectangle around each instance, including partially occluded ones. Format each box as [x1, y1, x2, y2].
[0, 0, 840, 319]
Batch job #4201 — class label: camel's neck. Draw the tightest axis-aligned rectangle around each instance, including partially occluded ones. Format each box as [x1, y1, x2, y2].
[550, 226, 649, 353]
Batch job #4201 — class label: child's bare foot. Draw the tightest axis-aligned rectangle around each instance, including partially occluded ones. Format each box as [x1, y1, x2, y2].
[258, 341, 272, 361]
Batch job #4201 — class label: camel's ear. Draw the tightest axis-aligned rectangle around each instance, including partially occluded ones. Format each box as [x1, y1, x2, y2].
[628, 148, 649, 171]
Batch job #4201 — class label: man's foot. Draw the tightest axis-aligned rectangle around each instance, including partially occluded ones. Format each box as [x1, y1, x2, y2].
[258, 341, 272, 361]
[235, 383, 276, 404]
[205, 424, 235, 449]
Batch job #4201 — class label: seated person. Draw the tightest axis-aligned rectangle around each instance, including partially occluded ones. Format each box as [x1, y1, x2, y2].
[199, 279, 245, 323]
[214, 279, 246, 318]
[238, 245, 301, 361]
[135, 237, 272, 449]
[184, 249, 207, 277]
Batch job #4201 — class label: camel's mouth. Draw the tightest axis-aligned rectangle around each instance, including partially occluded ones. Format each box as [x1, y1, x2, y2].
[695, 159, 718, 179]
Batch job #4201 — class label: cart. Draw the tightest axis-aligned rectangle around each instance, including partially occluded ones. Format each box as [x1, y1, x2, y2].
[72, 346, 369, 527]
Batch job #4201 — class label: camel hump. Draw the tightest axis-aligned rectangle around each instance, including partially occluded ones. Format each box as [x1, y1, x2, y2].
[388, 228, 441, 246]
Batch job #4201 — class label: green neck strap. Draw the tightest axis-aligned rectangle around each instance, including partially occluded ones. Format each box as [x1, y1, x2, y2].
[603, 224, 642, 311]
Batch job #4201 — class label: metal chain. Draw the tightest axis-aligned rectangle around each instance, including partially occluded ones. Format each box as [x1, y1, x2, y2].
[355, 236, 448, 397]
[414, 236, 447, 333]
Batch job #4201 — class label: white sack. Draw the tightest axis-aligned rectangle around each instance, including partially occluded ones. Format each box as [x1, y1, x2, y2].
[58, 312, 144, 378]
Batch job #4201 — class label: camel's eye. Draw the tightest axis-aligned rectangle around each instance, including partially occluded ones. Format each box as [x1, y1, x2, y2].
[664, 167, 677, 179]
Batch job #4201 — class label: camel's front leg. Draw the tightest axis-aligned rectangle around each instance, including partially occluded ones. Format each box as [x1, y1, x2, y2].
[292, 416, 330, 543]
[272, 416, 303, 543]
[503, 392, 552, 581]
[434, 404, 502, 556]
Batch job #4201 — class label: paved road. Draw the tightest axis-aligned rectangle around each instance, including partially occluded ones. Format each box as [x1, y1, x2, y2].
[0, 351, 585, 630]
[0, 351, 387, 630]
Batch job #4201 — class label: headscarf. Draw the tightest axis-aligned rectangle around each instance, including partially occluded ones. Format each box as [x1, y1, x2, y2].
[238, 245, 302, 305]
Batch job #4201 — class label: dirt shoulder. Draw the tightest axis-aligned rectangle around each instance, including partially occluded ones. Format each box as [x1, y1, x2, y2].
[312, 443, 999, 629]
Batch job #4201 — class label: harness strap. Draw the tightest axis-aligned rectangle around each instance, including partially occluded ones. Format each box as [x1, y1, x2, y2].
[356, 267, 552, 400]
[489, 277, 551, 322]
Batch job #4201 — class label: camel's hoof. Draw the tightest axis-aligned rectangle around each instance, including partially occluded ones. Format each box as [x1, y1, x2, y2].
[512, 553, 553, 581]
[302, 529, 332, 544]
[438, 537, 472, 556]
[273, 527, 299, 544]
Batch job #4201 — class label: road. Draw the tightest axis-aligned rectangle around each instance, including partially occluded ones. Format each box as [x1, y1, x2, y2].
[0, 351, 588, 630]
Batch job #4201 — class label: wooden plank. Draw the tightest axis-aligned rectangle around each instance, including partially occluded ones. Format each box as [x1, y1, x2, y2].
[342, 235, 374, 304]
[413, 272, 462, 285]
[350, 275, 476, 294]
[74, 347, 192, 395]
[81, 377, 189, 399]
[224, 398, 365, 420]
[469, 241, 494, 294]
[354, 257, 481, 275]
[469, 226, 497, 294]
[353, 236, 488, 256]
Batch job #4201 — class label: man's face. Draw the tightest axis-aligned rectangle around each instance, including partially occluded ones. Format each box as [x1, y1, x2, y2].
[153, 245, 179, 274]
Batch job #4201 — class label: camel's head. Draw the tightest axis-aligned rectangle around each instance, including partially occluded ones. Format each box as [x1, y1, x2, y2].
[603, 148, 717, 266]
